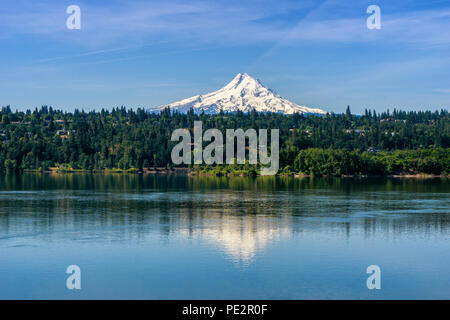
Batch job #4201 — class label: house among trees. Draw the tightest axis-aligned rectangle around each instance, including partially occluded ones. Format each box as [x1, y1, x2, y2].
[345, 129, 367, 136]
[56, 129, 72, 140]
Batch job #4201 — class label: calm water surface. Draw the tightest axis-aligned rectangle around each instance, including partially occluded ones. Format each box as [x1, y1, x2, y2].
[0, 174, 449, 299]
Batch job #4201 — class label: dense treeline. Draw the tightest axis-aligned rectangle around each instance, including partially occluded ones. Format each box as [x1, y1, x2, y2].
[0, 105, 448, 175]
[192, 148, 449, 176]
[291, 148, 449, 176]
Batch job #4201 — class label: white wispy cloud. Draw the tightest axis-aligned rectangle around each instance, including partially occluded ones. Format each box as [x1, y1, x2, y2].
[267, 4, 450, 45]
[1, 0, 449, 48]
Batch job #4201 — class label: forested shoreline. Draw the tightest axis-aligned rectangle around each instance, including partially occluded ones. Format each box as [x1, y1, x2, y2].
[0, 105, 448, 176]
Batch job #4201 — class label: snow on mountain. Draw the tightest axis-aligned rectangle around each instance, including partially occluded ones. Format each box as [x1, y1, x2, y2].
[150, 73, 327, 115]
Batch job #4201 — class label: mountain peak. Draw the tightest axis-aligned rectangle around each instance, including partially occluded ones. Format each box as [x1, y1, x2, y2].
[151, 74, 327, 115]
[225, 73, 262, 90]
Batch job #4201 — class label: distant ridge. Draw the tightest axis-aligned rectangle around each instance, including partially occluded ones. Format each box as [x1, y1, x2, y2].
[150, 73, 327, 115]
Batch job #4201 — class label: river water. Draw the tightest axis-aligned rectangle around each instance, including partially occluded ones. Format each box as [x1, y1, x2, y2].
[0, 174, 448, 299]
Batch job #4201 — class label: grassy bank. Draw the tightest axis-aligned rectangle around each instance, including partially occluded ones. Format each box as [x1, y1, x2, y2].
[16, 148, 450, 178]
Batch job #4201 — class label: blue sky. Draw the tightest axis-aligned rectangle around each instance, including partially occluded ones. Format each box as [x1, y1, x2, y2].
[1, 0, 449, 114]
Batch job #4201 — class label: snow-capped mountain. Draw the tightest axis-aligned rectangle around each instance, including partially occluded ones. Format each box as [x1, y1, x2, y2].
[150, 73, 327, 115]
